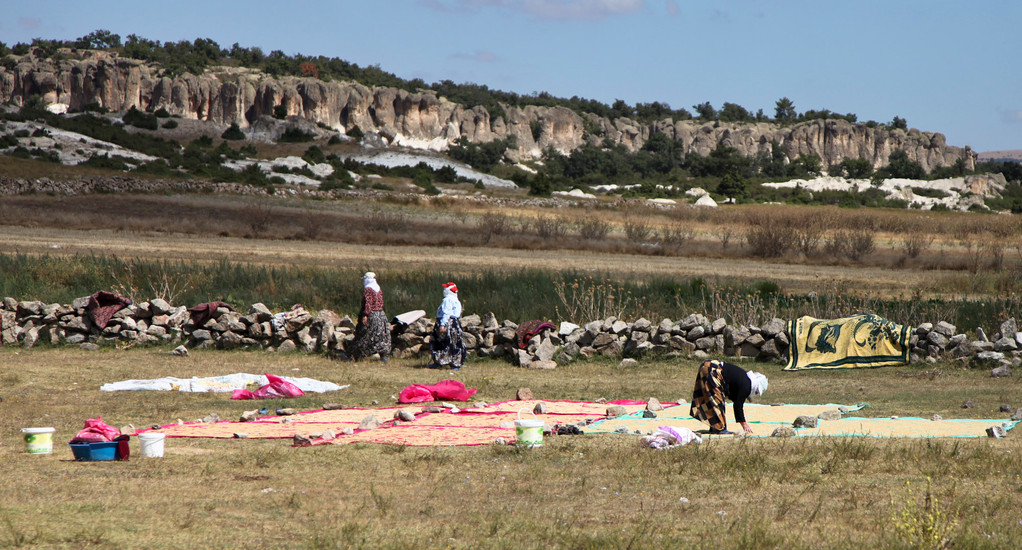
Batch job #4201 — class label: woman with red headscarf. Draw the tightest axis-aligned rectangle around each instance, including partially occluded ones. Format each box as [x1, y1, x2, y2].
[429, 282, 466, 370]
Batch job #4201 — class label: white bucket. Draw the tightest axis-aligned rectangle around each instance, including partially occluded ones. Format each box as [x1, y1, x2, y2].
[138, 432, 166, 458]
[21, 427, 55, 454]
[515, 410, 544, 448]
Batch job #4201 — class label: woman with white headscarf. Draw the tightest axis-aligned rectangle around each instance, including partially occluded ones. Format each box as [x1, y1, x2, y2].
[349, 272, 392, 361]
[429, 281, 466, 370]
[690, 359, 768, 435]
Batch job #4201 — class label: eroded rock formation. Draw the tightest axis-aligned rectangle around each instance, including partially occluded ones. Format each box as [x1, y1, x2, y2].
[0, 50, 975, 172]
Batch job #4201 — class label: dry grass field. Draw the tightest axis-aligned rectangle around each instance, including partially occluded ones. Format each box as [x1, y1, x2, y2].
[0, 190, 1019, 299]
[1, 348, 1020, 549]
[2, 182, 1022, 548]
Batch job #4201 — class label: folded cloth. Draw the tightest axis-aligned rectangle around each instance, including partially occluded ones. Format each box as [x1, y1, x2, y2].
[398, 379, 478, 403]
[86, 291, 132, 329]
[70, 417, 121, 443]
[188, 301, 234, 326]
[641, 426, 701, 448]
[785, 313, 910, 371]
[516, 320, 556, 349]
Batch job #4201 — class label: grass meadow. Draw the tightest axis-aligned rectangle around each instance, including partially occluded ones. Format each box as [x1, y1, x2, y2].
[2, 187, 1022, 548]
[1, 347, 1020, 549]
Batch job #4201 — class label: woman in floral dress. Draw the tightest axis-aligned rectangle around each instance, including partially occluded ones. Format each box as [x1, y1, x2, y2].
[350, 272, 391, 361]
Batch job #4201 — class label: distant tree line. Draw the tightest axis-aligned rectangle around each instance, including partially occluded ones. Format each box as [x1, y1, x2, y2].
[2, 31, 910, 130]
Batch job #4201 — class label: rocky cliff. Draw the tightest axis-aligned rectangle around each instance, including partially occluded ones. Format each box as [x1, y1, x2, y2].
[0, 50, 975, 172]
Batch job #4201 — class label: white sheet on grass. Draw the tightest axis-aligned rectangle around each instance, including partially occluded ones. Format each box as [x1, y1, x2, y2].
[100, 373, 348, 393]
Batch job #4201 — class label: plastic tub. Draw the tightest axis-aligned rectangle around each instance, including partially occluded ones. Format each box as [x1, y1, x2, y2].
[514, 410, 544, 448]
[21, 427, 56, 454]
[69, 441, 119, 461]
[138, 432, 166, 458]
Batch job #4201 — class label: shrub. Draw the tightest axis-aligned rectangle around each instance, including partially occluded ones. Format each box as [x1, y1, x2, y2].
[744, 214, 794, 258]
[825, 228, 875, 261]
[624, 220, 653, 243]
[277, 127, 315, 143]
[345, 125, 364, 141]
[578, 217, 610, 241]
[162, 119, 178, 129]
[302, 145, 326, 164]
[530, 216, 569, 240]
[122, 106, 158, 130]
[221, 123, 245, 140]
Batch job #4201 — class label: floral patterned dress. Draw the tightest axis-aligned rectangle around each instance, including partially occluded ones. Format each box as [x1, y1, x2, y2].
[350, 287, 391, 359]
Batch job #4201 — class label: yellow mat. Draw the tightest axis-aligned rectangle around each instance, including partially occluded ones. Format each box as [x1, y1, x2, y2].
[796, 417, 1017, 438]
[587, 403, 861, 434]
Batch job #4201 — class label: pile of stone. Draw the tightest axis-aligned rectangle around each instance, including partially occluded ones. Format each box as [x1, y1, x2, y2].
[0, 295, 1018, 376]
[910, 319, 1021, 375]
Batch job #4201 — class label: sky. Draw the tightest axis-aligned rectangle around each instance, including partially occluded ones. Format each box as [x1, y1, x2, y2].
[2, 0, 1019, 152]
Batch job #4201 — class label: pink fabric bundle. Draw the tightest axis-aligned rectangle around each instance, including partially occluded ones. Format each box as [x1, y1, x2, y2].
[398, 379, 478, 403]
[231, 374, 305, 400]
[70, 417, 122, 443]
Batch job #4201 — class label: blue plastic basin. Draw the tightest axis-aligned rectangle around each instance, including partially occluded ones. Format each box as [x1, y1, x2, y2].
[69, 441, 119, 461]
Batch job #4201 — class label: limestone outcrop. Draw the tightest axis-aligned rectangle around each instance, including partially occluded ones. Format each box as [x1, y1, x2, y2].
[0, 50, 975, 172]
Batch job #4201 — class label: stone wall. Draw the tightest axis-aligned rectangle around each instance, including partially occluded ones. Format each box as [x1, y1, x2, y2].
[1, 296, 1016, 375]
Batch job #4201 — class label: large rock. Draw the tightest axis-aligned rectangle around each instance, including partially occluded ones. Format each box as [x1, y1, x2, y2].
[535, 338, 558, 362]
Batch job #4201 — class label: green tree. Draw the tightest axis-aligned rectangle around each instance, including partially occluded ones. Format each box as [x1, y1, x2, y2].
[74, 30, 121, 49]
[891, 116, 907, 130]
[838, 158, 873, 178]
[774, 97, 796, 121]
[611, 99, 634, 119]
[882, 150, 925, 179]
[719, 102, 752, 122]
[716, 172, 747, 200]
[692, 101, 717, 120]
[794, 153, 822, 177]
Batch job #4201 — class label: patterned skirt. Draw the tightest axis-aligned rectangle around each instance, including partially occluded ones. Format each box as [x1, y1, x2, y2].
[350, 310, 392, 359]
[689, 360, 727, 432]
[430, 317, 466, 368]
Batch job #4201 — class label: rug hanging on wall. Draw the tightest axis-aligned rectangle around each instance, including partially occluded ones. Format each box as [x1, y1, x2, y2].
[784, 313, 910, 371]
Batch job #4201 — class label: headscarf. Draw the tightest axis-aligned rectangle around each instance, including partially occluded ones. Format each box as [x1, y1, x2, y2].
[747, 371, 769, 396]
[442, 281, 458, 298]
[363, 272, 381, 292]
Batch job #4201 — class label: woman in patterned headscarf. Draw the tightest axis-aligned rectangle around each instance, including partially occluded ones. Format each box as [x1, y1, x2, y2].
[349, 272, 392, 361]
[429, 282, 466, 370]
[690, 359, 768, 435]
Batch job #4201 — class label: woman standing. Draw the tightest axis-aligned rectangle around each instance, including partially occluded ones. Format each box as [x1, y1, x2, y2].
[349, 272, 391, 361]
[430, 281, 466, 370]
[689, 359, 768, 435]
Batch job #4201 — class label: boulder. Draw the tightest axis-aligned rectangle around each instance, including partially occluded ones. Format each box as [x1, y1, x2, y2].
[558, 321, 579, 336]
[991, 365, 1012, 378]
[793, 415, 818, 428]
